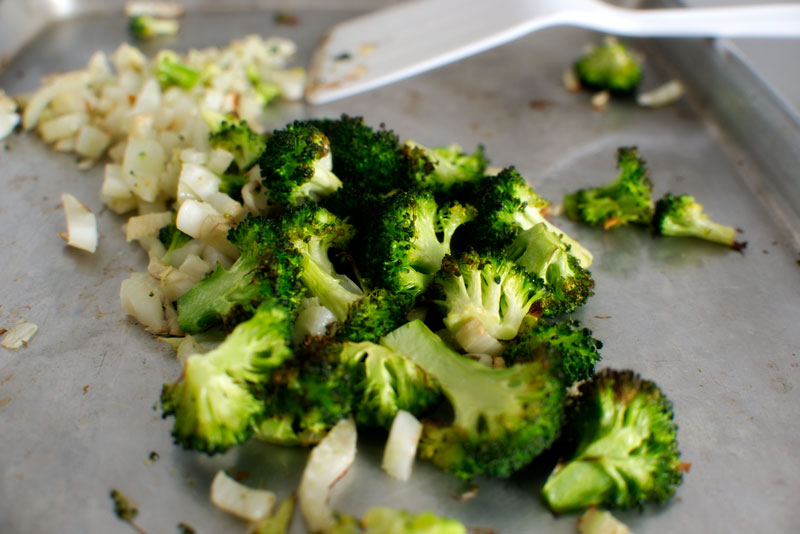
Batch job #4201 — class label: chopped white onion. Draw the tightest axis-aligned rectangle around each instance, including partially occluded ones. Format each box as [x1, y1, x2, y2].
[453, 318, 504, 357]
[123, 137, 166, 202]
[176, 199, 237, 258]
[177, 162, 222, 204]
[381, 410, 422, 481]
[74, 124, 111, 159]
[207, 148, 235, 175]
[591, 90, 611, 111]
[60, 193, 98, 253]
[577, 507, 631, 534]
[125, 211, 173, 242]
[39, 112, 88, 143]
[1, 320, 39, 350]
[637, 79, 685, 108]
[120, 277, 166, 333]
[0, 90, 20, 140]
[298, 418, 357, 533]
[293, 298, 336, 343]
[210, 470, 276, 522]
[159, 267, 197, 302]
[124, 1, 185, 18]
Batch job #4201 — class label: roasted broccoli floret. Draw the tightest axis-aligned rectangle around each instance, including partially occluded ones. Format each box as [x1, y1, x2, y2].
[155, 51, 201, 90]
[541, 369, 684, 513]
[504, 316, 602, 384]
[339, 340, 441, 428]
[431, 251, 547, 355]
[128, 14, 179, 41]
[362, 190, 477, 303]
[506, 223, 594, 316]
[381, 320, 566, 479]
[157, 219, 192, 266]
[260, 122, 343, 207]
[652, 192, 746, 250]
[470, 167, 593, 268]
[161, 301, 294, 453]
[176, 215, 303, 334]
[280, 204, 407, 342]
[574, 38, 642, 94]
[400, 141, 488, 194]
[564, 146, 654, 229]
[204, 111, 268, 173]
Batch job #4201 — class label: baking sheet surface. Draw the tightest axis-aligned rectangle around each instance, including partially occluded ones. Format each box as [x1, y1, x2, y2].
[1, 5, 799, 534]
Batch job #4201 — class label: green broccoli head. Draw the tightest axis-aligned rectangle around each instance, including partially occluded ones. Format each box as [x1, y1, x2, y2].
[205, 113, 268, 174]
[161, 301, 294, 453]
[261, 122, 343, 208]
[400, 141, 488, 194]
[470, 167, 593, 268]
[218, 173, 250, 202]
[381, 320, 566, 479]
[541, 368, 684, 513]
[364, 190, 477, 303]
[504, 316, 603, 384]
[653, 193, 746, 250]
[340, 340, 441, 428]
[177, 215, 303, 334]
[336, 288, 410, 343]
[431, 251, 547, 352]
[506, 223, 594, 316]
[128, 14, 180, 41]
[564, 146, 654, 229]
[155, 51, 201, 90]
[157, 218, 192, 266]
[574, 38, 643, 94]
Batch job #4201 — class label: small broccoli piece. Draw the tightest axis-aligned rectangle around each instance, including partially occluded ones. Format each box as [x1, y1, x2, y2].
[541, 369, 684, 513]
[161, 301, 294, 453]
[155, 51, 201, 90]
[363, 190, 477, 303]
[157, 219, 192, 266]
[506, 223, 594, 316]
[336, 288, 409, 343]
[247, 65, 283, 107]
[260, 122, 343, 207]
[176, 215, 303, 334]
[574, 38, 642, 94]
[128, 14, 179, 41]
[431, 251, 547, 354]
[218, 173, 250, 202]
[564, 147, 654, 229]
[252, 495, 296, 534]
[400, 141, 488, 194]
[204, 111, 268, 173]
[504, 316, 603, 384]
[470, 167, 593, 268]
[381, 320, 567, 479]
[340, 340, 441, 428]
[652, 192, 746, 250]
[360, 507, 467, 534]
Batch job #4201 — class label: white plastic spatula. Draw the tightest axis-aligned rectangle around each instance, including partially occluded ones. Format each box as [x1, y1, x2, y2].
[305, 0, 800, 104]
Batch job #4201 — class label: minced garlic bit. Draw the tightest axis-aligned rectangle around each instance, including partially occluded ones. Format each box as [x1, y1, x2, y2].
[1, 320, 39, 350]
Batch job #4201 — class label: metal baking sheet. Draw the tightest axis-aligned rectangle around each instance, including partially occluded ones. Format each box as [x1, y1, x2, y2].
[1, 2, 799, 533]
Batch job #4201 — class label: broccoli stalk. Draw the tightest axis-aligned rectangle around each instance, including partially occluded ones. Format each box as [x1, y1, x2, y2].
[155, 51, 201, 90]
[204, 111, 268, 173]
[431, 251, 547, 356]
[541, 369, 684, 513]
[157, 219, 192, 266]
[128, 14, 179, 41]
[652, 192, 747, 250]
[380, 320, 566, 479]
[161, 301, 294, 453]
[331, 507, 467, 534]
[574, 37, 643, 94]
[400, 141, 488, 193]
[564, 146, 654, 229]
[506, 222, 594, 316]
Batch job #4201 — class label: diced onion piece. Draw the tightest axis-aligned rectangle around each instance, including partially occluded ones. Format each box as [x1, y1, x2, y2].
[382, 410, 422, 481]
[563, 69, 581, 92]
[210, 470, 276, 522]
[125, 210, 173, 242]
[298, 418, 357, 533]
[53, 138, 77, 153]
[293, 298, 336, 344]
[577, 507, 631, 534]
[22, 85, 59, 130]
[177, 162, 221, 203]
[120, 277, 166, 333]
[123, 137, 166, 202]
[637, 79, 685, 108]
[0, 90, 20, 140]
[178, 254, 212, 280]
[124, 1, 185, 18]
[176, 199, 237, 258]
[74, 124, 111, 159]
[207, 149, 235, 175]
[60, 193, 98, 253]
[39, 113, 88, 143]
[129, 78, 161, 116]
[180, 148, 208, 166]
[101, 164, 137, 214]
[1, 320, 39, 350]
[453, 318, 504, 357]
[241, 179, 268, 215]
[159, 267, 196, 302]
[591, 90, 610, 111]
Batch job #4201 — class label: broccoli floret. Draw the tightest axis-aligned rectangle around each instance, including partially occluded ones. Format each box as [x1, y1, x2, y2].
[470, 167, 593, 268]
[652, 192, 746, 250]
[504, 316, 603, 384]
[340, 340, 441, 428]
[363, 191, 477, 302]
[280, 204, 407, 341]
[381, 320, 567, 479]
[155, 51, 201, 90]
[204, 111, 268, 173]
[176, 215, 303, 334]
[128, 14, 179, 41]
[574, 38, 642, 94]
[161, 301, 294, 453]
[564, 147, 654, 229]
[260, 122, 343, 208]
[400, 141, 488, 194]
[252, 495, 295, 534]
[431, 251, 547, 355]
[218, 173, 250, 202]
[157, 219, 192, 266]
[541, 369, 684, 513]
[506, 223, 594, 316]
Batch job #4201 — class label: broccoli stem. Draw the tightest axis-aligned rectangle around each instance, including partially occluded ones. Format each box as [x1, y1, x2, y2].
[541, 461, 614, 514]
[298, 254, 359, 322]
[662, 215, 736, 246]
